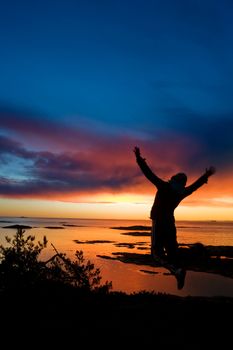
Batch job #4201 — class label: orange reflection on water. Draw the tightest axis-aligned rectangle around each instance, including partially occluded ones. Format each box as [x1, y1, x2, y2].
[1, 219, 233, 297]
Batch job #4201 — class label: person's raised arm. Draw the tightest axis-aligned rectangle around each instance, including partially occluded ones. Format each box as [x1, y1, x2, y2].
[185, 166, 216, 196]
[133, 146, 164, 188]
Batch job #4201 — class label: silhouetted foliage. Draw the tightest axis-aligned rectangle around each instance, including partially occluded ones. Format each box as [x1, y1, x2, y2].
[0, 228, 112, 293]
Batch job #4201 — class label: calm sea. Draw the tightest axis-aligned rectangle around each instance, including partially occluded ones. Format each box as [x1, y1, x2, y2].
[1, 216, 233, 297]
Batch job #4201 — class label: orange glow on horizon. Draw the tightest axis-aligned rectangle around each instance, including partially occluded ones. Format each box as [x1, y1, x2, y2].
[0, 189, 233, 221]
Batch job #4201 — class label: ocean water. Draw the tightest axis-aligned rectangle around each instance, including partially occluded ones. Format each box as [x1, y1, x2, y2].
[1, 216, 233, 297]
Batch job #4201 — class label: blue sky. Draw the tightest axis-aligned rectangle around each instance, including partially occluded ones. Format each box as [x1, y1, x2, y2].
[0, 0, 233, 218]
[1, 0, 233, 126]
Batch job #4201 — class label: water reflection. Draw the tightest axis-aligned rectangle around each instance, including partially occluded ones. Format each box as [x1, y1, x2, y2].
[0, 218, 233, 297]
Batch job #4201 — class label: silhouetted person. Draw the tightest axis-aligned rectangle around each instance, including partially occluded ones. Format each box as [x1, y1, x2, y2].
[134, 146, 216, 289]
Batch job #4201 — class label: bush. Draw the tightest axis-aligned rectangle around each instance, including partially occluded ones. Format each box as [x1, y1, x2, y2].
[0, 228, 112, 293]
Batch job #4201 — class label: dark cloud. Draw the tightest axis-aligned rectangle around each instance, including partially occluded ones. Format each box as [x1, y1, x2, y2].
[1, 103, 233, 200]
[0, 105, 101, 151]
[0, 135, 34, 159]
[0, 132, 140, 198]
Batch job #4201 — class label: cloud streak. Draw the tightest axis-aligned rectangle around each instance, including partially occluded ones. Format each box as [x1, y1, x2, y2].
[0, 106, 233, 202]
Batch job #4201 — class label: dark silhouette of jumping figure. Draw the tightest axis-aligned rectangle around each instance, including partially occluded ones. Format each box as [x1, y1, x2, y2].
[134, 146, 216, 289]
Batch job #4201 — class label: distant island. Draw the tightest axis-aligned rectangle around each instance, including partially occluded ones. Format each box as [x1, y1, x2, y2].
[2, 224, 32, 229]
[110, 225, 151, 231]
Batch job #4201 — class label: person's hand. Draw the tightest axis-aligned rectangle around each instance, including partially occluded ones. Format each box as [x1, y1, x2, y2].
[133, 146, 141, 158]
[205, 166, 216, 177]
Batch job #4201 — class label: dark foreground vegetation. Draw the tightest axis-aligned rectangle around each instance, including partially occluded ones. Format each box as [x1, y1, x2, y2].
[0, 229, 232, 346]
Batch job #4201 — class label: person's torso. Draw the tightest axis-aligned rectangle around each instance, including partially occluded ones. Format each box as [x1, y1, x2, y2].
[150, 182, 186, 220]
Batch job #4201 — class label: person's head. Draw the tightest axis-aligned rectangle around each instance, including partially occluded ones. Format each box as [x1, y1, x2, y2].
[169, 172, 187, 187]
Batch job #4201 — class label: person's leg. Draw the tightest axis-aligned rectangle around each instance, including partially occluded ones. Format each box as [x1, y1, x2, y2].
[151, 221, 186, 289]
[163, 225, 186, 290]
[151, 220, 164, 259]
[164, 225, 179, 264]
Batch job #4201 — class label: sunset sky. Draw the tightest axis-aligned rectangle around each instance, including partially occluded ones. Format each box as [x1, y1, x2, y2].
[1, 0, 233, 220]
